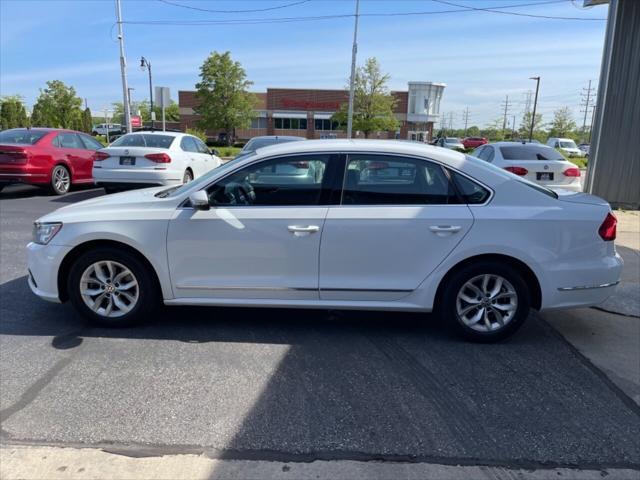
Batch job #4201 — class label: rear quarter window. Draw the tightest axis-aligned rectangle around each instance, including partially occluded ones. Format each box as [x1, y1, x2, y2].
[449, 171, 491, 204]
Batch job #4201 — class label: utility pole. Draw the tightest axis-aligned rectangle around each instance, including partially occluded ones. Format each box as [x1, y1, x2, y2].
[448, 111, 454, 132]
[462, 107, 470, 136]
[529, 76, 541, 143]
[140, 57, 154, 129]
[523, 90, 533, 115]
[589, 103, 596, 143]
[346, 0, 360, 139]
[115, 0, 132, 133]
[580, 80, 595, 143]
[500, 95, 512, 140]
[511, 115, 516, 138]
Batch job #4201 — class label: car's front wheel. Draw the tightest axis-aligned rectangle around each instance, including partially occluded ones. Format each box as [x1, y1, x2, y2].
[440, 261, 530, 342]
[67, 248, 159, 327]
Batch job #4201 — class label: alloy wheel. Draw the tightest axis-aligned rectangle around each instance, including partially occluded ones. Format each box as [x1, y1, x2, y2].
[79, 260, 139, 318]
[53, 166, 70, 194]
[455, 274, 518, 332]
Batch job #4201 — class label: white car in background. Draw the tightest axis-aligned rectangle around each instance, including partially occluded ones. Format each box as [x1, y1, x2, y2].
[472, 142, 582, 192]
[93, 131, 221, 193]
[28, 140, 621, 342]
[547, 137, 584, 157]
[437, 137, 465, 151]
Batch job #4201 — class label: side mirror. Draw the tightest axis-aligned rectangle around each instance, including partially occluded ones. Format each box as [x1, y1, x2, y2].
[189, 190, 210, 211]
[211, 149, 220, 156]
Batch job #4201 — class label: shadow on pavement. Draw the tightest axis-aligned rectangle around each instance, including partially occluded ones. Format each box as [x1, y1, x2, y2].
[2, 275, 640, 469]
[0, 184, 103, 202]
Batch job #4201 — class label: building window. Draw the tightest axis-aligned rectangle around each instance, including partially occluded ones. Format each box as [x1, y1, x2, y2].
[314, 119, 340, 131]
[274, 118, 307, 129]
[251, 117, 267, 129]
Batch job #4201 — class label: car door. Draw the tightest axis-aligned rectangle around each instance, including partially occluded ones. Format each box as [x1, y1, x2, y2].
[319, 153, 474, 301]
[166, 153, 339, 300]
[193, 136, 218, 173]
[56, 132, 94, 182]
[179, 136, 205, 177]
[78, 134, 104, 180]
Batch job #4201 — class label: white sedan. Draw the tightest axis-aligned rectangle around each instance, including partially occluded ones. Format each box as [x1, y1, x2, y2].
[27, 140, 622, 342]
[93, 131, 221, 193]
[472, 142, 583, 192]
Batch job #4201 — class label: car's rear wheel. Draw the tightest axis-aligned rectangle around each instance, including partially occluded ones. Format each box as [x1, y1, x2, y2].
[440, 261, 530, 342]
[49, 165, 71, 195]
[67, 248, 159, 327]
[0, 183, 6, 193]
[183, 169, 193, 184]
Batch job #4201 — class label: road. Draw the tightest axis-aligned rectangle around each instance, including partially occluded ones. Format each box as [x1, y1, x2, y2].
[1, 184, 640, 471]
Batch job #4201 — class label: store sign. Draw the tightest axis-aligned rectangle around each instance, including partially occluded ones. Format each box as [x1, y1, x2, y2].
[281, 98, 341, 110]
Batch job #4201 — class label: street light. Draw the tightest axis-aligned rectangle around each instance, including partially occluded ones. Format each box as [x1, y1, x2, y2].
[140, 56, 154, 129]
[529, 76, 540, 143]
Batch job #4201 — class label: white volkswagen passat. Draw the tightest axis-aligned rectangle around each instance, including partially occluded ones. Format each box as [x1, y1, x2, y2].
[93, 131, 221, 193]
[27, 140, 622, 342]
[473, 142, 583, 192]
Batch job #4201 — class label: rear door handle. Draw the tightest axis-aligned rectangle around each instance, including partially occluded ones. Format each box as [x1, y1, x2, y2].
[288, 225, 320, 235]
[429, 225, 462, 235]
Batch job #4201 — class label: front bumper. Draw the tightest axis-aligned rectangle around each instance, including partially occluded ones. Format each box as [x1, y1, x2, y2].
[26, 242, 72, 303]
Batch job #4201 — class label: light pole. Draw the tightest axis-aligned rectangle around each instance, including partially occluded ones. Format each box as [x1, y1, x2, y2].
[115, 0, 132, 133]
[140, 57, 154, 129]
[529, 76, 540, 143]
[346, 0, 360, 139]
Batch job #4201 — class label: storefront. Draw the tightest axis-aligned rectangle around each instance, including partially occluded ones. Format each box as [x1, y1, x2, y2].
[179, 81, 445, 143]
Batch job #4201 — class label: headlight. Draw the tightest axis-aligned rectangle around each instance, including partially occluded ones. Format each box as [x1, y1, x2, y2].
[32, 222, 62, 245]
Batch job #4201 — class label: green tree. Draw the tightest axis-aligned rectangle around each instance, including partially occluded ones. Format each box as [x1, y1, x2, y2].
[518, 111, 544, 140]
[332, 57, 398, 138]
[81, 107, 93, 133]
[481, 118, 504, 141]
[112, 100, 180, 125]
[31, 80, 83, 128]
[548, 106, 576, 138]
[194, 51, 256, 145]
[465, 126, 481, 137]
[0, 95, 29, 129]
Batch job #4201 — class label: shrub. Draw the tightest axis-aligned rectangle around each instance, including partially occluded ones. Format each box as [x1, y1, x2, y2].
[186, 128, 208, 143]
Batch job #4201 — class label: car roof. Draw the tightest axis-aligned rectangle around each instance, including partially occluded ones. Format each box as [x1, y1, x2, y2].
[249, 135, 306, 141]
[254, 139, 467, 161]
[2, 127, 75, 133]
[124, 130, 185, 137]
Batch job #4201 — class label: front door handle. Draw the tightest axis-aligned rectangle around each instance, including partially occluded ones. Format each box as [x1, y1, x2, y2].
[288, 225, 320, 236]
[429, 225, 462, 236]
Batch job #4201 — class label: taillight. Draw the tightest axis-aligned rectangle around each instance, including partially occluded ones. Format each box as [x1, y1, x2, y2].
[0, 147, 30, 165]
[563, 167, 580, 177]
[504, 166, 528, 176]
[145, 153, 171, 163]
[598, 212, 617, 241]
[93, 152, 110, 161]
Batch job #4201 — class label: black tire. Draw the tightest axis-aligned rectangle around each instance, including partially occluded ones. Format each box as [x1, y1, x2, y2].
[49, 164, 71, 195]
[439, 261, 530, 343]
[0, 183, 6, 193]
[104, 187, 119, 195]
[67, 247, 159, 327]
[183, 169, 193, 184]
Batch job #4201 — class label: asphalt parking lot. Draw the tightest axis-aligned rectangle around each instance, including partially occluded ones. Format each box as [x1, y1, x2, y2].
[1, 184, 640, 471]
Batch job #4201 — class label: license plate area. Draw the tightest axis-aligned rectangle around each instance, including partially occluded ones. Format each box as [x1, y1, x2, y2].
[120, 156, 136, 166]
[536, 172, 554, 181]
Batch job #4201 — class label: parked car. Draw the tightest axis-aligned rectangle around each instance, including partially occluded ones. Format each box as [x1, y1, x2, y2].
[547, 138, 584, 157]
[238, 135, 306, 158]
[92, 123, 125, 137]
[436, 137, 465, 151]
[472, 142, 582, 192]
[0, 128, 103, 195]
[462, 137, 488, 149]
[27, 140, 621, 342]
[92, 131, 222, 193]
[578, 143, 590, 158]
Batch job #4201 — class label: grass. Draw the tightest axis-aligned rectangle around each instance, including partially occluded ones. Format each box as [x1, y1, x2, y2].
[555, 148, 588, 168]
[216, 146, 242, 158]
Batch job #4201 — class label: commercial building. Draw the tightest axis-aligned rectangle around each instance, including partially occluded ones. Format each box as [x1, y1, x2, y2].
[178, 81, 445, 143]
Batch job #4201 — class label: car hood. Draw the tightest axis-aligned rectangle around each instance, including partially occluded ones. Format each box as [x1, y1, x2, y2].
[37, 186, 175, 224]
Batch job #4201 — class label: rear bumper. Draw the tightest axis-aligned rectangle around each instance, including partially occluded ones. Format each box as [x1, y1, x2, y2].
[93, 168, 180, 187]
[0, 171, 49, 185]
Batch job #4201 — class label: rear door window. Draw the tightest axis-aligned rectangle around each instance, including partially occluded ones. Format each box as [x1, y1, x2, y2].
[79, 135, 104, 151]
[57, 133, 84, 149]
[342, 154, 457, 205]
[180, 136, 198, 152]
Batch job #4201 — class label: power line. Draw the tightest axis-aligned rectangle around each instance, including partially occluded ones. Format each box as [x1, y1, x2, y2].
[500, 95, 512, 139]
[432, 0, 606, 21]
[580, 79, 596, 142]
[157, 0, 311, 14]
[462, 107, 470, 136]
[123, 0, 585, 26]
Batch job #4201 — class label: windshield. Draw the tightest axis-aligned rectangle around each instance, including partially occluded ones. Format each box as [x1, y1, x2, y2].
[111, 134, 175, 149]
[0, 129, 48, 145]
[500, 145, 565, 161]
[559, 140, 578, 149]
[446, 138, 460, 143]
[156, 152, 258, 198]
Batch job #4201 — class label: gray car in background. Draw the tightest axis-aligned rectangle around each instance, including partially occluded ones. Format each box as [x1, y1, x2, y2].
[238, 135, 306, 157]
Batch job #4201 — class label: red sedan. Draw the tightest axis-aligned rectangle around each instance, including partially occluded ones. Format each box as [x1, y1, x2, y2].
[462, 137, 488, 149]
[0, 128, 104, 195]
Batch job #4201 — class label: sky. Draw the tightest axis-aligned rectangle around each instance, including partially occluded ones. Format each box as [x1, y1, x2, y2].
[0, 0, 608, 129]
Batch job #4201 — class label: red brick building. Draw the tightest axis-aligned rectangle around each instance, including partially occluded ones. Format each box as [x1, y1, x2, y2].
[179, 81, 445, 143]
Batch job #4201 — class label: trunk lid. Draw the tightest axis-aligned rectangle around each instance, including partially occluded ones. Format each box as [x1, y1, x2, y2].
[556, 190, 610, 206]
[96, 147, 170, 169]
